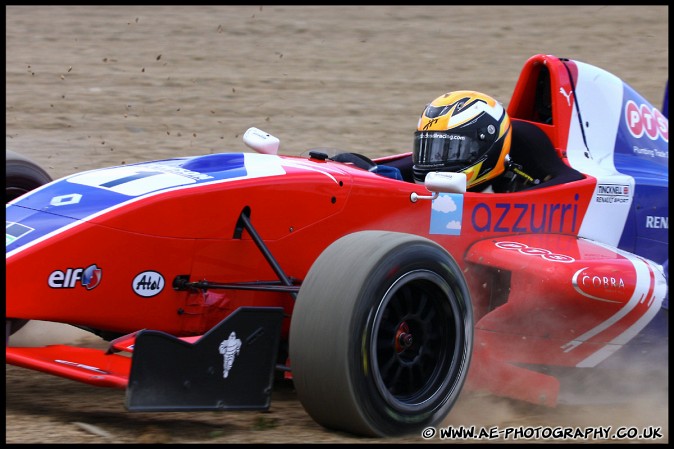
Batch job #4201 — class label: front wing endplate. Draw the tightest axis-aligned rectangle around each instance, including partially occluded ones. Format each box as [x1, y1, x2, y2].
[126, 307, 284, 412]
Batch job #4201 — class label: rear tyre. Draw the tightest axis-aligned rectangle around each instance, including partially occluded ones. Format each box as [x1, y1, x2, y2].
[6, 151, 51, 341]
[6, 150, 52, 202]
[289, 231, 473, 437]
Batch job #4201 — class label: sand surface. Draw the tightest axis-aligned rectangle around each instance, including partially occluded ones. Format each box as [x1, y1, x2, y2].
[5, 5, 668, 444]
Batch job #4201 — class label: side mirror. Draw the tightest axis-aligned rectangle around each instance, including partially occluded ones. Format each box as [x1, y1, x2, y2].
[410, 171, 466, 202]
[243, 127, 280, 155]
[424, 171, 466, 193]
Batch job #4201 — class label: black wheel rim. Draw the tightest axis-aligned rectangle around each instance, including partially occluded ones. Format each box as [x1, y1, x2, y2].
[370, 269, 462, 413]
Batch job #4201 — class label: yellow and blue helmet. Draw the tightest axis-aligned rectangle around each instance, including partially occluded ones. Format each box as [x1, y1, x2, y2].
[413, 91, 511, 189]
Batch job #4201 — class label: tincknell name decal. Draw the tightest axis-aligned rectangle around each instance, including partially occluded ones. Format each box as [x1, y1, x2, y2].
[595, 184, 630, 204]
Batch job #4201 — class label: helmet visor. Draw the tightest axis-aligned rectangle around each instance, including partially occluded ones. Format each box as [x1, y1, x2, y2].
[413, 131, 481, 167]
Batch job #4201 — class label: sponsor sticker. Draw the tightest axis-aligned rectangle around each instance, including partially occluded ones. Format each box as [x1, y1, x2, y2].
[571, 266, 628, 303]
[624, 100, 668, 142]
[219, 332, 242, 378]
[429, 193, 464, 235]
[48, 264, 102, 290]
[6, 222, 34, 246]
[494, 241, 575, 263]
[132, 271, 165, 297]
[595, 184, 630, 204]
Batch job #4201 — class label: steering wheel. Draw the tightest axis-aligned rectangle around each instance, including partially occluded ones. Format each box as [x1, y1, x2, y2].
[330, 152, 377, 172]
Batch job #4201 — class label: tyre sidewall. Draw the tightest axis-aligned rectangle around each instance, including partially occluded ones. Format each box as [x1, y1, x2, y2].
[347, 239, 473, 436]
[6, 150, 52, 202]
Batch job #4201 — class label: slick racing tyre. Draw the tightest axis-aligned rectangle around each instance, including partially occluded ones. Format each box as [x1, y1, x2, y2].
[289, 231, 473, 437]
[6, 150, 52, 203]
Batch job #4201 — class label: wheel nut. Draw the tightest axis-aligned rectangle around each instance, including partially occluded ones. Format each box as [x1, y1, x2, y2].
[398, 333, 413, 348]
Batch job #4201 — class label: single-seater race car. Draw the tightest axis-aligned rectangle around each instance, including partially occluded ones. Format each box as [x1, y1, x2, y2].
[6, 54, 668, 437]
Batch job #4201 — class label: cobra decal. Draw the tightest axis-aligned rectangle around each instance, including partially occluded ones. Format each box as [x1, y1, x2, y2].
[571, 266, 628, 303]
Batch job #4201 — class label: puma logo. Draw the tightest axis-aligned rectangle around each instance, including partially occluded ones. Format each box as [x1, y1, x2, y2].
[560, 87, 573, 106]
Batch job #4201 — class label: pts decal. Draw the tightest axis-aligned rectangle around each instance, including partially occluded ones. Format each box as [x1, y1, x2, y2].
[48, 264, 102, 290]
[624, 100, 668, 142]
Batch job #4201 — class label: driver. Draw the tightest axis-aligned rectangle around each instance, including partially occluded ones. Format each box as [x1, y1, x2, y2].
[412, 90, 535, 192]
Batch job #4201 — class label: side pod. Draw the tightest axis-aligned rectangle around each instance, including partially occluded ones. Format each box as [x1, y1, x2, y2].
[126, 307, 284, 412]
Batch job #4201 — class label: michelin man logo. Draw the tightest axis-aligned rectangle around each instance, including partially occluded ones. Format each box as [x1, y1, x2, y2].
[219, 331, 242, 378]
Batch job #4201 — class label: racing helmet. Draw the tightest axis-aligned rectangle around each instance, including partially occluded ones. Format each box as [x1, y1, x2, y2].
[412, 90, 512, 188]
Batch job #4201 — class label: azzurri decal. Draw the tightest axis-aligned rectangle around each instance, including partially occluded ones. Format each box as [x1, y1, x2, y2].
[471, 194, 581, 234]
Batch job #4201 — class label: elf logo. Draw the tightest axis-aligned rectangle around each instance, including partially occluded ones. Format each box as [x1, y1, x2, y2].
[132, 271, 165, 297]
[48, 264, 102, 290]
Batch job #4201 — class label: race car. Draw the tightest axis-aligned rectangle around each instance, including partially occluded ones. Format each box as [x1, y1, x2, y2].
[6, 54, 668, 437]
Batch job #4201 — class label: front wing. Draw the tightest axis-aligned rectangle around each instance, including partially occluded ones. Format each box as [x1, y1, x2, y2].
[6, 307, 284, 411]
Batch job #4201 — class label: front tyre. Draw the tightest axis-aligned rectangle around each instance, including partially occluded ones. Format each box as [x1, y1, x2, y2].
[289, 231, 473, 437]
